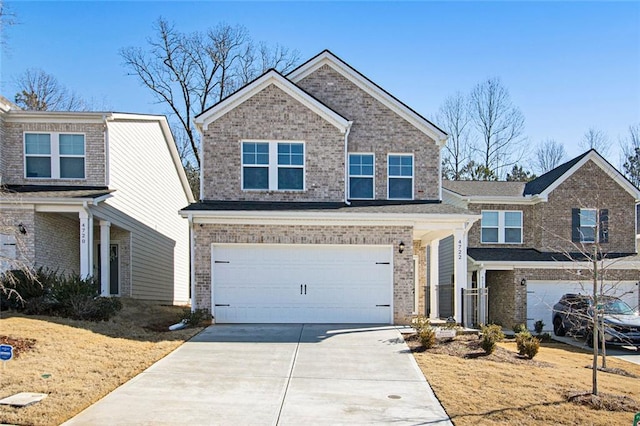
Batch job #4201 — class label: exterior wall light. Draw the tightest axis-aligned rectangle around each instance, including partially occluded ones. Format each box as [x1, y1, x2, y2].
[18, 223, 27, 235]
[520, 278, 527, 286]
[399, 241, 405, 254]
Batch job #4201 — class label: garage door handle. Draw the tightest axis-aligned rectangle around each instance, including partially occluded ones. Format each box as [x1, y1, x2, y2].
[215, 304, 230, 307]
[376, 304, 390, 307]
[300, 284, 307, 295]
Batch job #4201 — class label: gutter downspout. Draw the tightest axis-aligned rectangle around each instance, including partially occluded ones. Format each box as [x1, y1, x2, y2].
[344, 122, 353, 205]
[188, 214, 196, 312]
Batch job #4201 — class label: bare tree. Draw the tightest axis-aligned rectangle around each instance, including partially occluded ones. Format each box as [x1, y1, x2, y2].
[120, 17, 300, 168]
[14, 68, 89, 111]
[435, 92, 473, 180]
[469, 77, 526, 178]
[0, 0, 17, 48]
[580, 127, 610, 157]
[534, 139, 566, 174]
[620, 124, 640, 187]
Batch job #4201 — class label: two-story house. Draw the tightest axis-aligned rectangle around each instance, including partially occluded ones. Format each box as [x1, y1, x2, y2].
[181, 50, 480, 324]
[444, 150, 640, 330]
[0, 96, 194, 304]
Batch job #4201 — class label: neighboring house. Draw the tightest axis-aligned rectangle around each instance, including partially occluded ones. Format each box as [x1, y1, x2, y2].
[443, 149, 640, 330]
[181, 50, 480, 324]
[0, 96, 194, 304]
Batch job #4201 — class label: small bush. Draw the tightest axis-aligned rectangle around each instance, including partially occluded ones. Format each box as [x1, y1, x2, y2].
[481, 324, 505, 354]
[512, 323, 527, 334]
[515, 330, 532, 355]
[180, 308, 209, 327]
[537, 332, 552, 343]
[521, 337, 540, 359]
[534, 320, 545, 334]
[412, 315, 431, 334]
[0, 267, 57, 310]
[419, 328, 437, 349]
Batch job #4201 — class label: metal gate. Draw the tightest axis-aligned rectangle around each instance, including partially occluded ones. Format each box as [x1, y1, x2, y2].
[462, 288, 488, 328]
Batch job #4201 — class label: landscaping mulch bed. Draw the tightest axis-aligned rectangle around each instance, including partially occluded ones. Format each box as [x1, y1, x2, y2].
[566, 391, 640, 412]
[0, 335, 36, 358]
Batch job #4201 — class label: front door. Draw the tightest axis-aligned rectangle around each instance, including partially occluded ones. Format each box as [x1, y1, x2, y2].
[97, 244, 119, 295]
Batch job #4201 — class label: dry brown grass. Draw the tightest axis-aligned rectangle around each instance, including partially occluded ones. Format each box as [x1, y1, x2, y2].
[411, 335, 640, 425]
[0, 299, 204, 426]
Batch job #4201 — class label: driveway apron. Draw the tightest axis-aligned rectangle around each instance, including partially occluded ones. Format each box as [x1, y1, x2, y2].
[63, 324, 452, 425]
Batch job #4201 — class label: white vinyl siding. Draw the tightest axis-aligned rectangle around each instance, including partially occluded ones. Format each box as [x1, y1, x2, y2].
[104, 120, 191, 303]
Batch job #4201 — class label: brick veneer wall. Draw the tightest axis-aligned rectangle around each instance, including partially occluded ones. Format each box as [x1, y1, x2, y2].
[201, 85, 345, 202]
[467, 204, 534, 248]
[414, 239, 427, 316]
[193, 223, 414, 323]
[35, 212, 80, 275]
[0, 113, 6, 184]
[1, 208, 35, 266]
[296, 65, 441, 200]
[2, 122, 106, 186]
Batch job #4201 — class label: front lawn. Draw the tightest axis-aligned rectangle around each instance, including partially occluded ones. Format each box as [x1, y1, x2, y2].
[0, 299, 204, 426]
[410, 334, 640, 425]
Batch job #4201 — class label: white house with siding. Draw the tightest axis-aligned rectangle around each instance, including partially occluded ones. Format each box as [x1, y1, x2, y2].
[0, 101, 193, 304]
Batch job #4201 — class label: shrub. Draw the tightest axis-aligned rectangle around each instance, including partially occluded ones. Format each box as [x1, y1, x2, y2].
[534, 320, 545, 334]
[0, 267, 58, 310]
[180, 308, 209, 327]
[418, 328, 437, 349]
[412, 315, 431, 334]
[512, 323, 527, 334]
[515, 330, 532, 355]
[537, 332, 552, 343]
[521, 337, 540, 359]
[481, 324, 505, 354]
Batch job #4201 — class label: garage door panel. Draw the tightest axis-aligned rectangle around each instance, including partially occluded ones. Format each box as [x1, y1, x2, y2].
[212, 244, 393, 324]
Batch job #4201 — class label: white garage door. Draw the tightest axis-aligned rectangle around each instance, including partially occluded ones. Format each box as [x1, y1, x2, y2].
[211, 244, 393, 324]
[526, 281, 640, 331]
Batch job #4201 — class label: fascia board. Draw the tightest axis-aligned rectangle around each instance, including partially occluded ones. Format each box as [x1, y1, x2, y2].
[541, 151, 640, 200]
[194, 71, 349, 133]
[5, 110, 109, 124]
[288, 53, 448, 145]
[465, 195, 545, 205]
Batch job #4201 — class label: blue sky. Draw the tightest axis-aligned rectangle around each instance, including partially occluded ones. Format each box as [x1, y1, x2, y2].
[1, 1, 639, 165]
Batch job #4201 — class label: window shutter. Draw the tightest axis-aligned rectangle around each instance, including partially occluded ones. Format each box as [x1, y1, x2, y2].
[571, 208, 581, 242]
[599, 209, 609, 243]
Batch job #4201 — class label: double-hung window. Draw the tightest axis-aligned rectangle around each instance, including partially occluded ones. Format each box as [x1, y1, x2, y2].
[576, 208, 597, 243]
[25, 133, 85, 179]
[481, 210, 523, 244]
[242, 141, 304, 191]
[388, 154, 413, 200]
[348, 154, 374, 199]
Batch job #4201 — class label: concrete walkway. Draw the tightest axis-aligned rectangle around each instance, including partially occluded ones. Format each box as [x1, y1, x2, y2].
[63, 324, 452, 425]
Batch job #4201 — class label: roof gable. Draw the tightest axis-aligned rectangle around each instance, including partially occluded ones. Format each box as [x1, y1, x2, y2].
[194, 69, 350, 133]
[524, 149, 640, 199]
[287, 50, 447, 145]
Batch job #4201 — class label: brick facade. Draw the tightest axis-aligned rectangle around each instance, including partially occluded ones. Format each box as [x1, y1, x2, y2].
[296, 65, 441, 200]
[193, 224, 415, 323]
[0, 207, 35, 266]
[35, 212, 80, 274]
[2, 122, 106, 186]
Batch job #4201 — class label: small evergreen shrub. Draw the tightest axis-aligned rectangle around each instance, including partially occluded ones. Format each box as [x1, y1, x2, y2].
[515, 330, 532, 355]
[481, 324, 505, 354]
[180, 308, 209, 326]
[534, 320, 545, 334]
[521, 337, 540, 359]
[419, 328, 437, 349]
[512, 323, 527, 334]
[412, 315, 431, 334]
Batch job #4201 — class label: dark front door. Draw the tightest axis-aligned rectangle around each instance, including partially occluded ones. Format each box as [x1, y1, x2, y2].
[98, 244, 119, 295]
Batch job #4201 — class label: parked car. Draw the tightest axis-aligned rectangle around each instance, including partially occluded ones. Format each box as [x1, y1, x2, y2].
[552, 293, 640, 348]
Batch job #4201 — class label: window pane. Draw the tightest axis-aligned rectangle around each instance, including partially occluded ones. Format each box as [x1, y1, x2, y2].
[349, 177, 373, 199]
[278, 168, 303, 190]
[580, 209, 597, 226]
[242, 142, 269, 165]
[349, 154, 374, 176]
[243, 167, 268, 189]
[482, 211, 499, 227]
[26, 157, 51, 178]
[389, 178, 412, 199]
[278, 143, 303, 166]
[60, 158, 85, 179]
[25, 133, 51, 155]
[481, 228, 499, 243]
[580, 226, 596, 242]
[505, 228, 522, 243]
[389, 155, 412, 177]
[59, 134, 84, 155]
[504, 211, 522, 227]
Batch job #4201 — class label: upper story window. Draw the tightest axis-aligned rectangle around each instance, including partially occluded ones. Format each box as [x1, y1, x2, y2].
[241, 141, 304, 191]
[388, 154, 413, 200]
[348, 154, 374, 199]
[578, 208, 597, 243]
[25, 133, 85, 179]
[572, 208, 608, 243]
[481, 210, 523, 244]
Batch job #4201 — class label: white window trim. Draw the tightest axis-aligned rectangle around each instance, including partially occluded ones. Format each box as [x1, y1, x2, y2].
[24, 132, 86, 180]
[348, 152, 375, 200]
[241, 140, 305, 191]
[387, 153, 414, 200]
[481, 210, 523, 244]
[579, 208, 597, 243]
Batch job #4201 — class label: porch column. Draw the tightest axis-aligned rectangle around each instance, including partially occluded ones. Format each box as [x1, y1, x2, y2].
[429, 239, 439, 319]
[453, 228, 468, 323]
[79, 210, 93, 278]
[100, 221, 111, 296]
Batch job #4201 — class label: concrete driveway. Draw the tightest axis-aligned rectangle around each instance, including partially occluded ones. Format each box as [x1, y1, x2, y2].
[552, 335, 640, 365]
[63, 324, 452, 425]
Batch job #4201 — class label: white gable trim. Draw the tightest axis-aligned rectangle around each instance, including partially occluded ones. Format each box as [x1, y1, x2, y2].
[442, 188, 545, 206]
[194, 70, 350, 134]
[540, 150, 640, 200]
[288, 51, 448, 146]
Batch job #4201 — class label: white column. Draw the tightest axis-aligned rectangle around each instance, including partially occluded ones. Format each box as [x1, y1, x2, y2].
[478, 267, 487, 324]
[429, 239, 439, 319]
[453, 228, 468, 323]
[79, 210, 93, 278]
[100, 221, 111, 296]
